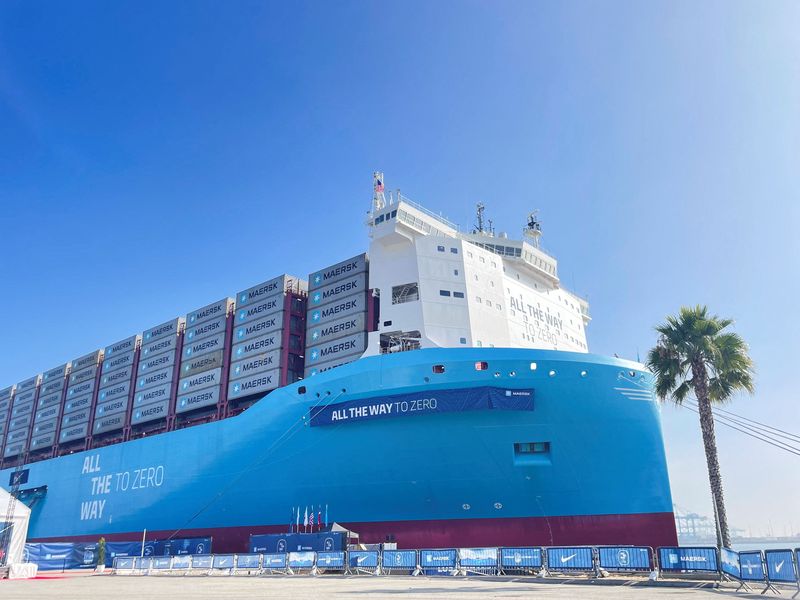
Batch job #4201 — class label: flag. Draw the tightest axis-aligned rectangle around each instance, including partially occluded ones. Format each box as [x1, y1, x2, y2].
[290, 506, 294, 533]
[296, 506, 300, 532]
[310, 505, 315, 530]
[303, 506, 308, 532]
[318, 509, 322, 531]
[325, 504, 328, 528]
[375, 178, 384, 193]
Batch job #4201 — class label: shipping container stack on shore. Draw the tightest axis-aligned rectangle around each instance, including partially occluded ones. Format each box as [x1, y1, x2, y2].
[304, 254, 373, 378]
[0, 271, 313, 468]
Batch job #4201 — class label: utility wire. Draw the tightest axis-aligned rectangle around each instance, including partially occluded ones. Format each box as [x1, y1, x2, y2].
[704, 403, 800, 443]
[684, 399, 800, 446]
[681, 404, 800, 457]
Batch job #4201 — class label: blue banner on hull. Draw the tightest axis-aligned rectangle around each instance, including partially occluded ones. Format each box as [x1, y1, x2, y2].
[309, 386, 534, 427]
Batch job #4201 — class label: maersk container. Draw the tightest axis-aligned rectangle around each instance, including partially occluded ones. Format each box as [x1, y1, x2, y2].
[0, 385, 14, 402]
[307, 292, 367, 327]
[39, 377, 64, 397]
[6, 428, 28, 445]
[305, 350, 364, 377]
[236, 274, 295, 308]
[186, 298, 233, 327]
[306, 312, 366, 348]
[34, 405, 60, 424]
[95, 397, 129, 419]
[8, 413, 32, 432]
[138, 350, 176, 373]
[132, 400, 169, 425]
[98, 381, 131, 403]
[59, 422, 88, 443]
[179, 368, 221, 395]
[308, 253, 367, 291]
[235, 295, 282, 326]
[143, 317, 183, 342]
[176, 386, 219, 414]
[11, 402, 33, 419]
[13, 388, 37, 406]
[16, 375, 41, 393]
[67, 379, 95, 399]
[233, 311, 284, 344]
[231, 331, 280, 362]
[93, 412, 126, 435]
[104, 335, 139, 357]
[308, 273, 366, 310]
[63, 393, 93, 415]
[30, 432, 56, 449]
[228, 349, 281, 382]
[134, 382, 172, 409]
[136, 366, 173, 392]
[69, 364, 98, 386]
[70, 350, 102, 374]
[227, 368, 280, 399]
[306, 333, 367, 367]
[3, 441, 26, 458]
[141, 335, 177, 359]
[37, 391, 62, 410]
[101, 365, 133, 388]
[182, 331, 225, 361]
[42, 364, 69, 383]
[181, 350, 224, 378]
[31, 418, 57, 436]
[101, 350, 135, 375]
[61, 409, 90, 428]
[185, 314, 227, 345]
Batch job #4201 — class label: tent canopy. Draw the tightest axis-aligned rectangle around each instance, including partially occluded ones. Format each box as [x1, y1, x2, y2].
[1, 486, 31, 565]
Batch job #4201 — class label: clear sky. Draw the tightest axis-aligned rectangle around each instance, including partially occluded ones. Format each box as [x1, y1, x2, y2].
[1, 1, 798, 536]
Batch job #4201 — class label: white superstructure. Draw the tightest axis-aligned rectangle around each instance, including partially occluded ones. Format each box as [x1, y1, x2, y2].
[364, 173, 591, 357]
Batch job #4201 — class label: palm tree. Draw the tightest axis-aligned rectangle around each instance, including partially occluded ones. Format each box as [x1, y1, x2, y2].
[647, 305, 754, 548]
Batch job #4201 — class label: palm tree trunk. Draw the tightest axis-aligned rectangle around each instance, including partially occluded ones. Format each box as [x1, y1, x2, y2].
[691, 359, 732, 548]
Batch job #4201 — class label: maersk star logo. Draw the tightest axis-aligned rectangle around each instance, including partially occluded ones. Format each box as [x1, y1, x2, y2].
[237, 329, 245, 339]
[238, 310, 246, 321]
[313, 273, 322, 285]
[240, 293, 247, 303]
[311, 330, 320, 341]
[189, 315, 195, 323]
[235, 365, 241, 376]
[233, 383, 241, 394]
[145, 332, 151, 339]
[182, 381, 188, 390]
[311, 310, 321, 322]
[312, 292, 321, 304]
[143, 347, 149, 355]
[135, 411, 141, 419]
[188, 331, 194, 339]
[237, 347, 244, 356]
[310, 349, 319, 362]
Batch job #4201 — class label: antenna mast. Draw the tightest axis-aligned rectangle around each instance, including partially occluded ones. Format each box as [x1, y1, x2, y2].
[474, 203, 486, 234]
[524, 210, 542, 248]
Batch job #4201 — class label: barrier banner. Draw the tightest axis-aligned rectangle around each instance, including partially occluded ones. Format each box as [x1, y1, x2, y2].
[720, 548, 741, 579]
[192, 555, 213, 569]
[317, 551, 346, 568]
[113, 557, 136, 570]
[236, 554, 261, 569]
[382, 550, 417, 569]
[263, 553, 288, 569]
[597, 546, 651, 571]
[738, 551, 765, 581]
[23, 543, 40, 564]
[29, 542, 97, 570]
[135, 557, 153, 570]
[419, 549, 457, 568]
[152, 557, 172, 570]
[212, 555, 235, 569]
[310, 386, 534, 427]
[289, 551, 316, 568]
[349, 550, 380, 568]
[250, 532, 344, 553]
[459, 547, 499, 567]
[171, 555, 191, 569]
[547, 547, 594, 571]
[106, 542, 143, 566]
[658, 547, 718, 572]
[164, 537, 212, 556]
[500, 547, 543, 569]
[765, 550, 797, 583]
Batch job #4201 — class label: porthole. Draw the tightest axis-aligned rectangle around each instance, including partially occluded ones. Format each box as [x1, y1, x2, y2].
[298, 386, 307, 394]
[509, 371, 516, 377]
[580, 371, 587, 377]
[629, 370, 636, 377]
[493, 372, 501, 378]
[462, 503, 471, 510]
[494, 502, 503, 510]
[549, 370, 556, 377]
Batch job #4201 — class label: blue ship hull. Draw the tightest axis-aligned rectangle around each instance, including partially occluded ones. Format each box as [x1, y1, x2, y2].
[1, 348, 678, 551]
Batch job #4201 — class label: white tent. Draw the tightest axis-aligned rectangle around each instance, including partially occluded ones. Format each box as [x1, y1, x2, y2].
[1, 486, 31, 566]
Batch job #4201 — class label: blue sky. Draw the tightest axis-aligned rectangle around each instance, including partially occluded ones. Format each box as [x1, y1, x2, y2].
[1, 1, 798, 536]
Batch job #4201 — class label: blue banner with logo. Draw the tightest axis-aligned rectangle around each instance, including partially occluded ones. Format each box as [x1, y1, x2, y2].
[212, 554, 235, 569]
[162, 537, 212, 556]
[236, 554, 261, 569]
[738, 551, 765, 581]
[171, 555, 191, 569]
[316, 551, 346, 568]
[309, 387, 534, 427]
[458, 547, 498, 567]
[135, 557, 153, 570]
[597, 546, 651, 571]
[106, 542, 142, 566]
[720, 548, 740, 579]
[349, 550, 380, 568]
[500, 547, 543, 569]
[419, 549, 457, 568]
[288, 551, 316, 568]
[547, 547, 594, 571]
[658, 547, 718, 572]
[152, 557, 172, 570]
[383, 550, 417, 569]
[250, 532, 344, 553]
[113, 557, 136, 570]
[765, 550, 797, 583]
[262, 553, 287, 569]
[26, 542, 97, 570]
[191, 555, 213, 569]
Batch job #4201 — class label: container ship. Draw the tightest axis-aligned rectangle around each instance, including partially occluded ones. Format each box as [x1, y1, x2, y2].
[0, 174, 677, 553]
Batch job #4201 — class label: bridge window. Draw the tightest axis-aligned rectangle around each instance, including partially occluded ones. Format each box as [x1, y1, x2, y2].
[437, 245, 445, 252]
[453, 291, 464, 298]
[439, 290, 451, 297]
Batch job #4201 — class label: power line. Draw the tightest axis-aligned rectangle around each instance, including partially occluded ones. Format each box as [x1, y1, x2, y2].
[684, 399, 800, 446]
[681, 403, 800, 457]
[707, 403, 800, 444]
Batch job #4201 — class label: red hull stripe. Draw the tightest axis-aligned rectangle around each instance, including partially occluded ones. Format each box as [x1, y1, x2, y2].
[30, 512, 678, 553]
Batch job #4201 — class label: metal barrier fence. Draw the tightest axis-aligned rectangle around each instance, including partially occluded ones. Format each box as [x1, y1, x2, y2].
[111, 544, 800, 594]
